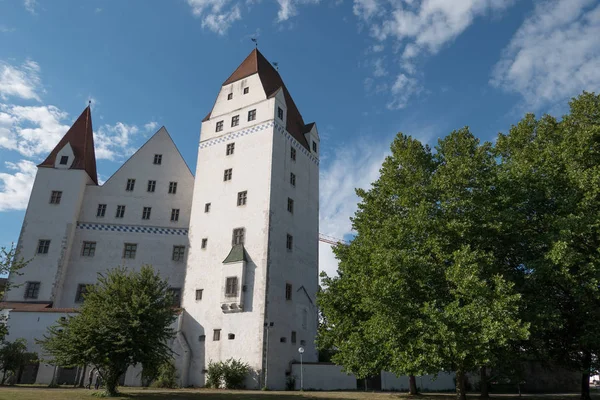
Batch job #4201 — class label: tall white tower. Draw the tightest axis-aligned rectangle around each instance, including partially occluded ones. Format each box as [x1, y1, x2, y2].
[182, 49, 320, 389]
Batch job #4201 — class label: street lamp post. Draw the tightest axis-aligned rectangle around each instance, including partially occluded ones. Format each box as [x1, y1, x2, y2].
[298, 346, 305, 391]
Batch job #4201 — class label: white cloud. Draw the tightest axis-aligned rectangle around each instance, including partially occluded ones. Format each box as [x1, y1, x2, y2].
[0, 60, 42, 102]
[355, 0, 517, 109]
[0, 160, 36, 212]
[24, 0, 37, 14]
[373, 57, 387, 77]
[318, 137, 389, 277]
[0, 25, 15, 33]
[276, 0, 320, 22]
[491, 0, 600, 110]
[144, 121, 159, 132]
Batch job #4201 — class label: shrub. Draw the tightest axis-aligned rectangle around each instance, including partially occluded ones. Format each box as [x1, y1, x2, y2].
[206, 358, 250, 389]
[151, 360, 178, 388]
[286, 375, 296, 391]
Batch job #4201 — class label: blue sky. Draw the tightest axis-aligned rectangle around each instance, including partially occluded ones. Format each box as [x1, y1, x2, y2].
[1, 0, 599, 277]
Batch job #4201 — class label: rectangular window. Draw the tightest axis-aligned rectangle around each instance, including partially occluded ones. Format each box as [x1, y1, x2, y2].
[285, 283, 292, 300]
[168, 288, 182, 307]
[201, 238, 208, 249]
[248, 109, 256, 121]
[237, 191, 247, 206]
[75, 284, 89, 303]
[123, 243, 137, 259]
[205, 203, 211, 213]
[37, 240, 50, 254]
[223, 168, 232, 181]
[59, 155, 69, 165]
[225, 277, 238, 297]
[227, 93, 233, 100]
[50, 190, 62, 204]
[226, 143, 235, 155]
[278, 107, 284, 120]
[126, 179, 136, 191]
[195, 289, 203, 300]
[232, 228, 245, 245]
[287, 198, 294, 214]
[312, 141, 317, 152]
[286, 234, 293, 251]
[153, 154, 162, 165]
[290, 147, 296, 161]
[213, 329, 221, 341]
[243, 87, 249, 94]
[81, 241, 96, 257]
[142, 207, 152, 220]
[231, 115, 239, 127]
[97, 204, 107, 217]
[147, 180, 156, 192]
[290, 173, 296, 187]
[168, 182, 178, 194]
[291, 331, 297, 344]
[216, 120, 224, 132]
[171, 208, 180, 222]
[116, 205, 126, 218]
[24, 282, 40, 299]
[172, 245, 185, 261]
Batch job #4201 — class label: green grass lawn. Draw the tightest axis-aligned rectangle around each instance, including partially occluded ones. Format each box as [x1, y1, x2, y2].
[0, 387, 596, 400]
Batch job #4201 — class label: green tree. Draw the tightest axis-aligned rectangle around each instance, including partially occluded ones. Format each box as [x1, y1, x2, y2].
[318, 130, 529, 400]
[0, 338, 38, 385]
[38, 266, 176, 396]
[496, 92, 600, 400]
[0, 244, 30, 342]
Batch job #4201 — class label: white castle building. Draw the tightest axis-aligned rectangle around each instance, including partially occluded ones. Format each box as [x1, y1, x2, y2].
[1, 49, 320, 390]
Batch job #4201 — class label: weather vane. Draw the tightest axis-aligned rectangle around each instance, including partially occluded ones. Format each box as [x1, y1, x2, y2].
[273, 62, 279, 71]
[251, 37, 258, 48]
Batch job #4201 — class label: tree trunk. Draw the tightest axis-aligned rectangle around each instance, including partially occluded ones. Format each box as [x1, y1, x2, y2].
[78, 365, 87, 388]
[409, 375, 418, 395]
[456, 370, 467, 400]
[480, 366, 489, 399]
[1, 370, 6, 385]
[104, 373, 119, 397]
[581, 351, 592, 400]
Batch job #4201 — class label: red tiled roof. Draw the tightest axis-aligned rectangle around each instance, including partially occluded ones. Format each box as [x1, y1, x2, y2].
[38, 106, 98, 185]
[206, 49, 310, 150]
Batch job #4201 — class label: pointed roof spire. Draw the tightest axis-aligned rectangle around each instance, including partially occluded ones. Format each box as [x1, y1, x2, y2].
[213, 49, 310, 149]
[38, 105, 98, 185]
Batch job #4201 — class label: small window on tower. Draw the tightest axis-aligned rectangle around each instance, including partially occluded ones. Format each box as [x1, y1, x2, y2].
[225, 277, 238, 297]
[169, 182, 178, 194]
[75, 284, 90, 303]
[287, 198, 294, 214]
[201, 238, 208, 249]
[291, 331, 297, 343]
[168, 288, 181, 307]
[24, 282, 40, 299]
[97, 204, 107, 217]
[171, 208, 180, 222]
[123, 243, 137, 259]
[231, 115, 239, 127]
[290, 147, 296, 161]
[49, 190, 62, 204]
[223, 168, 232, 181]
[205, 203, 211, 213]
[232, 228, 245, 245]
[142, 207, 152, 220]
[312, 141, 317, 153]
[153, 154, 162, 165]
[126, 179, 136, 192]
[147, 180, 156, 192]
[195, 289, 203, 300]
[285, 283, 292, 300]
[237, 191, 247, 206]
[278, 107, 284, 120]
[226, 143, 235, 155]
[228, 333, 235, 340]
[300, 340, 306, 346]
[213, 329, 221, 341]
[60, 156, 69, 165]
[290, 173, 296, 187]
[216, 120, 224, 132]
[199, 335, 206, 342]
[280, 337, 287, 343]
[81, 241, 96, 257]
[37, 240, 50, 254]
[227, 93, 233, 100]
[286, 234, 293, 251]
[248, 109, 256, 121]
[172, 245, 185, 261]
[243, 87, 249, 94]
[116, 205, 126, 218]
